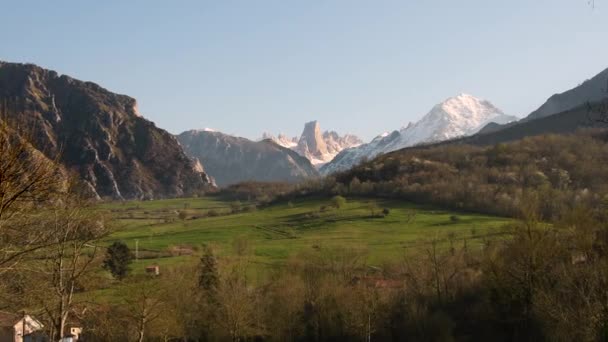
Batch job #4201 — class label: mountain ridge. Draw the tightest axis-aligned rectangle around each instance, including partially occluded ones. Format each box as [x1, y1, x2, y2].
[177, 129, 319, 186]
[0, 61, 214, 199]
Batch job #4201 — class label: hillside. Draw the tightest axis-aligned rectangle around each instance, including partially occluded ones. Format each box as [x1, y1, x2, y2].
[313, 129, 608, 219]
[478, 66, 608, 135]
[177, 129, 319, 186]
[0, 61, 214, 199]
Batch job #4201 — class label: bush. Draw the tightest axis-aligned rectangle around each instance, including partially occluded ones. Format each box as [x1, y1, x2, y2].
[382, 208, 390, 216]
[331, 195, 347, 209]
[243, 205, 257, 212]
[230, 201, 242, 213]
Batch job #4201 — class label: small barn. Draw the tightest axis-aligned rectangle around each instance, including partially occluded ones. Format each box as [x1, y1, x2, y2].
[0, 311, 44, 342]
[145, 265, 160, 276]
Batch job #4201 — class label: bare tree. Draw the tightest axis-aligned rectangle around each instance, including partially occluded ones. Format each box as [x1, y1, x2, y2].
[125, 281, 166, 342]
[28, 183, 108, 340]
[215, 263, 261, 342]
[0, 112, 62, 274]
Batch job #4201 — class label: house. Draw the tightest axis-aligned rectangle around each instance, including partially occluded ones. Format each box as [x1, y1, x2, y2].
[0, 311, 44, 342]
[145, 265, 160, 276]
[59, 326, 82, 342]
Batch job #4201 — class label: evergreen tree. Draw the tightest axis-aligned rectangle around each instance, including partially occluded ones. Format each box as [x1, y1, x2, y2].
[198, 245, 219, 296]
[103, 241, 133, 280]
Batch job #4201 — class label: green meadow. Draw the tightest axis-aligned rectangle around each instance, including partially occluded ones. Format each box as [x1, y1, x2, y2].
[100, 196, 512, 269]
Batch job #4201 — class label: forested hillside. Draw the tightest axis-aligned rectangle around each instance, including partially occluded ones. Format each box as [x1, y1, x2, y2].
[303, 129, 608, 220]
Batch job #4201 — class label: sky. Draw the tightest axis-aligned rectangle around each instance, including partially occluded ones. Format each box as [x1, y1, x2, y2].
[1, 0, 607, 141]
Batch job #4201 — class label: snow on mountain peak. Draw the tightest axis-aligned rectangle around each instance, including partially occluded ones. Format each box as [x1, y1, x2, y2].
[321, 94, 517, 175]
[195, 127, 217, 132]
[390, 94, 514, 149]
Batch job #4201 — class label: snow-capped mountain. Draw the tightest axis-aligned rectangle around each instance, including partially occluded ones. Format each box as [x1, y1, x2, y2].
[262, 132, 298, 148]
[263, 121, 363, 166]
[320, 94, 517, 175]
[323, 131, 363, 155]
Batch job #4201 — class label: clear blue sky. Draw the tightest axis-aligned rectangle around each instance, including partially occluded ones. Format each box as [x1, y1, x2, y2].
[1, 0, 606, 140]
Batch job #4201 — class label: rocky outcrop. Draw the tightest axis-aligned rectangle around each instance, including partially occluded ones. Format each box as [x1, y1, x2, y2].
[0, 61, 214, 200]
[177, 130, 319, 187]
[295, 121, 329, 163]
[323, 131, 363, 156]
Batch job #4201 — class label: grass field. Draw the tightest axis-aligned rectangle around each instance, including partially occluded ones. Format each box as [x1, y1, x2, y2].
[100, 196, 513, 270]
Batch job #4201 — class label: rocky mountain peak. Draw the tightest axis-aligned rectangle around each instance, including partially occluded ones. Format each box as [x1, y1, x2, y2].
[296, 120, 328, 159]
[0, 61, 214, 199]
[263, 122, 361, 165]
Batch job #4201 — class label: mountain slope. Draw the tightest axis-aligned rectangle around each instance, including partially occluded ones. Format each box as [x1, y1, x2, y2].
[525, 67, 608, 121]
[452, 66, 608, 147]
[0, 61, 213, 199]
[177, 130, 319, 186]
[321, 94, 515, 175]
[477, 67, 608, 136]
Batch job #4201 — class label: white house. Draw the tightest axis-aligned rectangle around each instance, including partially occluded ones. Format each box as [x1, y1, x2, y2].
[0, 312, 44, 342]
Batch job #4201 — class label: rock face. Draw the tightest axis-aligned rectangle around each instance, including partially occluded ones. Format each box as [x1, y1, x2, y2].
[295, 121, 330, 164]
[0, 61, 214, 199]
[264, 121, 363, 166]
[323, 131, 363, 157]
[321, 94, 515, 175]
[177, 129, 319, 187]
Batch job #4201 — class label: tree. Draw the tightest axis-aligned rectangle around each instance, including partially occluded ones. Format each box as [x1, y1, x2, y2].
[0, 115, 61, 274]
[368, 201, 381, 217]
[29, 182, 108, 340]
[124, 281, 166, 342]
[198, 245, 219, 295]
[215, 264, 260, 341]
[103, 241, 133, 280]
[331, 195, 347, 209]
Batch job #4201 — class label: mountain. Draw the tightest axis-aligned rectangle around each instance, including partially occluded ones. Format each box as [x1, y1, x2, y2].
[323, 130, 363, 156]
[477, 67, 608, 136]
[264, 121, 363, 166]
[444, 103, 607, 147]
[177, 130, 319, 186]
[0, 61, 214, 200]
[262, 132, 298, 148]
[294, 121, 330, 164]
[454, 66, 608, 146]
[321, 94, 516, 175]
[525, 67, 608, 121]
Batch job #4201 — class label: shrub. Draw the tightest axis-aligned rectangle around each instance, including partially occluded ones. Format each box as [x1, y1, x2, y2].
[230, 201, 242, 213]
[331, 195, 347, 209]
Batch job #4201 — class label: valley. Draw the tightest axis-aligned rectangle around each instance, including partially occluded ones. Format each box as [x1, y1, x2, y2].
[100, 195, 511, 268]
[1, 2, 607, 340]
